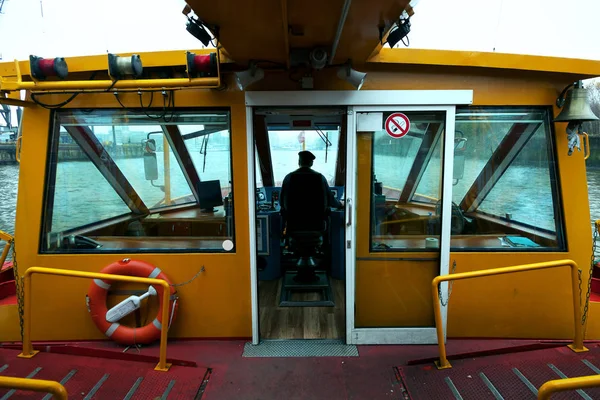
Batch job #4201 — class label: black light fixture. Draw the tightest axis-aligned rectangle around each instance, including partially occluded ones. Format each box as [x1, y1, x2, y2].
[186, 16, 212, 47]
[387, 17, 411, 48]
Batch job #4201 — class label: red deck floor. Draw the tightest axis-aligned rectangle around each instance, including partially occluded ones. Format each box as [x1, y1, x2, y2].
[0, 340, 580, 400]
[0, 348, 208, 399]
[1, 339, 597, 399]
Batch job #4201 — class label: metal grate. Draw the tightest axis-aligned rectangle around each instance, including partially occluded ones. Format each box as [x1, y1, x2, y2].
[399, 346, 600, 400]
[0, 348, 207, 400]
[242, 339, 359, 357]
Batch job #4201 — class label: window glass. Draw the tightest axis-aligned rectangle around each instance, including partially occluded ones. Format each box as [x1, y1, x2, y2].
[372, 130, 423, 201]
[479, 126, 554, 230]
[254, 150, 263, 188]
[451, 107, 564, 250]
[269, 130, 340, 186]
[51, 129, 130, 232]
[368, 111, 446, 251]
[413, 133, 442, 203]
[42, 110, 234, 253]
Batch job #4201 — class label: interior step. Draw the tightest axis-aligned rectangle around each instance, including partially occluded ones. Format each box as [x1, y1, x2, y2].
[0, 348, 208, 399]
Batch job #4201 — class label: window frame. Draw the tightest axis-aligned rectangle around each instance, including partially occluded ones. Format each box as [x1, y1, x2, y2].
[366, 106, 567, 253]
[39, 107, 236, 255]
[450, 105, 567, 252]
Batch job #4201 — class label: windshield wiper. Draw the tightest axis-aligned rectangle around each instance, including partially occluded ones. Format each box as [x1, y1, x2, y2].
[199, 134, 210, 172]
[314, 125, 332, 163]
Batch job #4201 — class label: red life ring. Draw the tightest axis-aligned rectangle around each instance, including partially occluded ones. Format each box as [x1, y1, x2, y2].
[86, 259, 178, 345]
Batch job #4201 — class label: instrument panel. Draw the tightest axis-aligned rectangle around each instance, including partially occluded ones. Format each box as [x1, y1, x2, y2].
[256, 186, 344, 208]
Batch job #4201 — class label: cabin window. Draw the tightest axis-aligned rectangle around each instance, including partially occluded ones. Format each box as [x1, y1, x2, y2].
[369, 107, 565, 252]
[268, 130, 340, 186]
[452, 107, 565, 250]
[40, 109, 235, 254]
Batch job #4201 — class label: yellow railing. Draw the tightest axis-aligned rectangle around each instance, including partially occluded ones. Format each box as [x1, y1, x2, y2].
[20, 266, 172, 371]
[432, 259, 587, 369]
[538, 374, 600, 399]
[0, 230, 13, 267]
[0, 376, 67, 399]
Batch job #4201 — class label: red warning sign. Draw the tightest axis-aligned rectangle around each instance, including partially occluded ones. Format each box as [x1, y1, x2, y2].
[385, 113, 410, 139]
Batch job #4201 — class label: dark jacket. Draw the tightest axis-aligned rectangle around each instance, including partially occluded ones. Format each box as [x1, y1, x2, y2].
[280, 167, 342, 221]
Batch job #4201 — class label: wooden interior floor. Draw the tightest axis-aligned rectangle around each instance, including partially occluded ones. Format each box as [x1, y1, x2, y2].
[259, 276, 345, 339]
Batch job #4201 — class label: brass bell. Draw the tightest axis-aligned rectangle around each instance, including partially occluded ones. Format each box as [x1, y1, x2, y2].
[554, 84, 599, 122]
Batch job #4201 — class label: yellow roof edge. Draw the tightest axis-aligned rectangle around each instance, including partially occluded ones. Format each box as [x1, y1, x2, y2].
[368, 48, 600, 78]
[0, 48, 233, 78]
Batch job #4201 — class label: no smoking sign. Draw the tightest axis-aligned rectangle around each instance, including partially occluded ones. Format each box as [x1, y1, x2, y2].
[385, 113, 410, 139]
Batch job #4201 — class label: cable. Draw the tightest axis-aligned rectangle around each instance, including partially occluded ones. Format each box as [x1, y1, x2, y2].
[29, 72, 98, 109]
[31, 92, 80, 109]
[113, 92, 127, 108]
[171, 266, 205, 287]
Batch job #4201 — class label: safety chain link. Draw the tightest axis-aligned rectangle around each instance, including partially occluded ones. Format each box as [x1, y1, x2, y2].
[581, 222, 599, 326]
[9, 240, 25, 343]
[439, 260, 457, 307]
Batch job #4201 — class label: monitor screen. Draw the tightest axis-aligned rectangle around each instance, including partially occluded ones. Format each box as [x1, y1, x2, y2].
[197, 180, 224, 212]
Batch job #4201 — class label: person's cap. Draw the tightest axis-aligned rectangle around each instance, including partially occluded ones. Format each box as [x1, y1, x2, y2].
[298, 150, 316, 161]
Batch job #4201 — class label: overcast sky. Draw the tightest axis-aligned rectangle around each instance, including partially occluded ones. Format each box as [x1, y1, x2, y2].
[1, 0, 599, 61]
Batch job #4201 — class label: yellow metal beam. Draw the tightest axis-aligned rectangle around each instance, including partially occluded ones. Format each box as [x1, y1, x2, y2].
[1, 76, 220, 93]
[20, 266, 173, 372]
[538, 374, 600, 399]
[432, 259, 587, 369]
[281, 0, 290, 69]
[0, 230, 12, 268]
[0, 230, 13, 242]
[0, 48, 232, 78]
[0, 95, 33, 108]
[0, 376, 67, 399]
[369, 48, 600, 78]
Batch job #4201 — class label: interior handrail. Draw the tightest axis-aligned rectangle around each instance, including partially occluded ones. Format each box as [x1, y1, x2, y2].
[432, 259, 587, 369]
[19, 266, 172, 371]
[538, 374, 600, 399]
[0, 230, 14, 267]
[0, 376, 67, 399]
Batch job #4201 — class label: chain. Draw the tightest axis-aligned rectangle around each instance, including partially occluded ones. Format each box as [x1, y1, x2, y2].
[9, 240, 25, 343]
[170, 266, 205, 287]
[582, 222, 598, 326]
[439, 260, 457, 307]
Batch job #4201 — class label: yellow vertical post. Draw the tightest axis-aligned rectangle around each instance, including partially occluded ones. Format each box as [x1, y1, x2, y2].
[432, 260, 588, 370]
[569, 259, 587, 353]
[156, 282, 172, 371]
[17, 267, 172, 371]
[432, 277, 451, 369]
[18, 271, 38, 358]
[163, 135, 171, 205]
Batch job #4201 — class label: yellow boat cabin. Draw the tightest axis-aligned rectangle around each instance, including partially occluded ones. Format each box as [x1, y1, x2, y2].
[1, 0, 600, 398]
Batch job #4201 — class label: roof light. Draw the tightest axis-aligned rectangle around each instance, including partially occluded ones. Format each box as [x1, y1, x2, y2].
[186, 16, 212, 47]
[29, 55, 68, 80]
[387, 16, 411, 48]
[186, 51, 218, 77]
[108, 54, 143, 80]
[337, 62, 366, 90]
[235, 63, 264, 91]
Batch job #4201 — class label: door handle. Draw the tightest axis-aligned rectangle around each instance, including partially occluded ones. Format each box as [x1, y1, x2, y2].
[346, 198, 352, 226]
